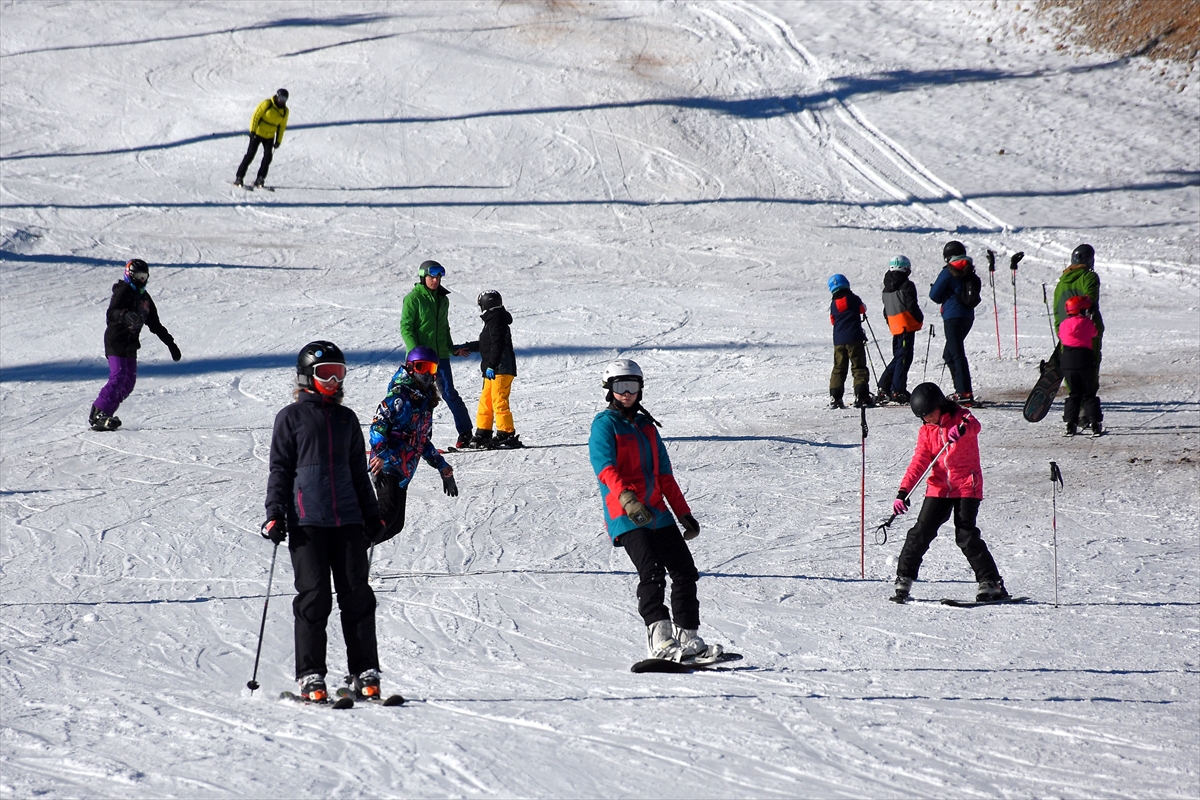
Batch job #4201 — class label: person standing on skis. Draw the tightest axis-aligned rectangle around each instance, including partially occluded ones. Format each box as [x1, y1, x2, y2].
[889, 382, 1010, 603]
[368, 347, 458, 547]
[458, 289, 522, 449]
[929, 241, 982, 406]
[877, 255, 924, 405]
[263, 341, 386, 702]
[234, 88, 288, 189]
[400, 259, 475, 449]
[89, 258, 182, 431]
[588, 359, 723, 662]
[827, 274, 872, 409]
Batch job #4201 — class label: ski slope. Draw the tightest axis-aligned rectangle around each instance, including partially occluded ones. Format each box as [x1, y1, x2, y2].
[2, 1, 1197, 796]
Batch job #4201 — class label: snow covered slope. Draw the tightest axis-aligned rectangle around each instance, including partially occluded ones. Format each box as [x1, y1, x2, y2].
[2, 1, 1197, 796]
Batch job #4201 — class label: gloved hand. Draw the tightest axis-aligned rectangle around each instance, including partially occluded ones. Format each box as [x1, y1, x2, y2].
[365, 517, 385, 545]
[485, 368, 495, 380]
[441, 467, 458, 497]
[947, 419, 967, 443]
[680, 513, 700, 541]
[1010, 251, 1024, 269]
[893, 491, 910, 516]
[167, 340, 182, 362]
[274, 140, 282, 149]
[261, 517, 287, 544]
[618, 489, 653, 527]
[123, 310, 144, 333]
[986, 249, 996, 270]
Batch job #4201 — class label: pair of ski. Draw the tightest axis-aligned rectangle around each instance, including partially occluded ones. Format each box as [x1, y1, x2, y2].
[631, 651, 743, 674]
[232, 181, 274, 192]
[280, 678, 406, 709]
[890, 595, 1029, 607]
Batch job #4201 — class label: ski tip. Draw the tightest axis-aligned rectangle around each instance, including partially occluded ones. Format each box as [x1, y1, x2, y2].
[332, 696, 355, 709]
[382, 694, 406, 706]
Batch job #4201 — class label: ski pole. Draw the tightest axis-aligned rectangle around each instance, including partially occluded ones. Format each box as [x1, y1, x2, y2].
[922, 326, 935, 380]
[1010, 252, 1024, 359]
[860, 405, 868, 578]
[247, 540, 280, 693]
[1042, 283, 1058, 344]
[863, 315, 888, 368]
[987, 250, 1002, 359]
[861, 332, 881, 391]
[1050, 461, 1063, 607]
[874, 416, 968, 544]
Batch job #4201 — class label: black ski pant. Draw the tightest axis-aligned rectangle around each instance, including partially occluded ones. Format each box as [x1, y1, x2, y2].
[619, 524, 700, 630]
[879, 331, 916, 396]
[236, 134, 275, 183]
[372, 472, 408, 545]
[941, 317, 973, 394]
[289, 524, 378, 680]
[1060, 346, 1102, 425]
[896, 497, 1001, 583]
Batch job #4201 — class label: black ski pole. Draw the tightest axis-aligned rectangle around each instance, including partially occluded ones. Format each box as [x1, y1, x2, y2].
[987, 249, 1001, 359]
[922, 326, 935, 380]
[1010, 252, 1024, 359]
[1042, 283, 1058, 344]
[1050, 461, 1063, 607]
[864, 315, 888, 368]
[247, 541, 280, 693]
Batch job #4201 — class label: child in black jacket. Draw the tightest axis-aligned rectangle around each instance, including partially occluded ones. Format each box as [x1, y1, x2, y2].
[460, 290, 522, 448]
[89, 259, 181, 431]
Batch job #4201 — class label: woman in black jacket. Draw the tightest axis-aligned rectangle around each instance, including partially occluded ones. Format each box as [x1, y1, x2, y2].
[89, 259, 181, 431]
[263, 341, 385, 702]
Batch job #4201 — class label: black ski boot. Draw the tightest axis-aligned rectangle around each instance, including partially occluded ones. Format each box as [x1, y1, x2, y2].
[468, 428, 494, 449]
[890, 576, 913, 603]
[455, 431, 473, 449]
[89, 406, 120, 432]
[829, 389, 847, 410]
[494, 431, 524, 449]
[853, 385, 875, 408]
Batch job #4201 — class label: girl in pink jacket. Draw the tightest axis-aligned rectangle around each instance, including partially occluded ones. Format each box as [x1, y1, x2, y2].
[890, 382, 1010, 603]
[1058, 295, 1103, 436]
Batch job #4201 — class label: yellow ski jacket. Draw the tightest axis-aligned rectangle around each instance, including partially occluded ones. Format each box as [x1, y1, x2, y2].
[250, 98, 289, 145]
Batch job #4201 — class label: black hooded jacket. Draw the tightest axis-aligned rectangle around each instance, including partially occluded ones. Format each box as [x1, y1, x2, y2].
[104, 279, 174, 358]
[461, 306, 516, 376]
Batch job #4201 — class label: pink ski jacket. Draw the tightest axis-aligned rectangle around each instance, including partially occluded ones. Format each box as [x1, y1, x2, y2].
[900, 406, 983, 500]
[1058, 314, 1098, 350]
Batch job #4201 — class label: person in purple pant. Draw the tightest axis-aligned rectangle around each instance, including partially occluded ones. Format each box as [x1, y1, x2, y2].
[89, 259, 181, 431]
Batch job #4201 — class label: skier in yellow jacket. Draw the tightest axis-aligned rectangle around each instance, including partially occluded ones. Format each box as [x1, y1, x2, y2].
[234, 89, 289, 189]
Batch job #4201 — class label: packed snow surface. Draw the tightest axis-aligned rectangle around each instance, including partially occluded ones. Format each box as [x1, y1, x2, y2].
[2, 1, 1197, 797]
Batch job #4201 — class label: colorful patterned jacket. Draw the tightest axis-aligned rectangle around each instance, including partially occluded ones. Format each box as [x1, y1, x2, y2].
[588, 406, 691, 543]
[368, 368, 450, 487]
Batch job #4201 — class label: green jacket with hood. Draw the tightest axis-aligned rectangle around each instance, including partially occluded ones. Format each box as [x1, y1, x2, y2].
[400, 281, 455, 358]
[1053, 265, 1104, 336]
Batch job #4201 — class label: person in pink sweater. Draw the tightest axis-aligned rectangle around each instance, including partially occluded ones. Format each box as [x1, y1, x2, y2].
[1058, 295, 1103, 436]
[889, 382, 1010, 603]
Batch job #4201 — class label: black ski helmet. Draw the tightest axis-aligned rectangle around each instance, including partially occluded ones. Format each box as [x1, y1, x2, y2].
[943, 240, 967, 261]
[1070, 244, 1094, 268]
[477, 290, 503, 313]
[909, 382, 946, 418]
[296, 340, 345, 393]
[418, 260, 445, 279]
[274, 88, 289, 108]
[124, 258, 149, 287]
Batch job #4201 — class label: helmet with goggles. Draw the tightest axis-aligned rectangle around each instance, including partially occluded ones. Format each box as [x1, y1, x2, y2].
[602, 358, 644, 399]
[297, 340, 346, 397]
[405, 345, 440, 386]
[417, 260, 446, 280]
[124, 258, 150, 288]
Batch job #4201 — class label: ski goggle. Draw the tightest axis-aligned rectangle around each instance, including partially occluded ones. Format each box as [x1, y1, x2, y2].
[948, 257, 972, 269]
[611, 379, 641, 396]
[424, 264, 446, 278]
[313, 363, 346, 383]
[408, 360, 438, 375]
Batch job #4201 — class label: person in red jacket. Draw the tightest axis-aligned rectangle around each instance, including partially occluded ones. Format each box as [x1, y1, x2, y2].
[889, 382, 1010, 603]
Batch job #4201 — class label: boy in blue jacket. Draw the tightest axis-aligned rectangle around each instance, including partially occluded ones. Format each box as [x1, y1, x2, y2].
[929, 241, 980, 406]
[828, 274, 872, 409]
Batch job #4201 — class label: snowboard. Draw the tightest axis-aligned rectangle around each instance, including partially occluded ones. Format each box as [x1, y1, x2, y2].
[631, 652, 743, 673]
[279, 690, 354, 709]
[941, 596, 1029, 608]
[1023, 356, 1063, 423]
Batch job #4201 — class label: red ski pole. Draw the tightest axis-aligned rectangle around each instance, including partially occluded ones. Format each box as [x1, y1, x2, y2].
[860, 405, 868, 579]
[987, 250, 1001, 359]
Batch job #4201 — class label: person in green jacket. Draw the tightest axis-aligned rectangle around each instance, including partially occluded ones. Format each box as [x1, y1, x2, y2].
[234, 88, 289, 188]
[400, 260, 474, 448]
[1053, 244, 1105, 397]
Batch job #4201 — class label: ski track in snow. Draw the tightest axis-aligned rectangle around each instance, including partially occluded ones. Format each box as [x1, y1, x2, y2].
[1, 1, 1197, 797]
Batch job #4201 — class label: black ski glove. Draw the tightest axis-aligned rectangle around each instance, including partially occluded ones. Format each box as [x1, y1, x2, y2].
[680, 513, 700, 541]
[261, 517, 287, 544]
[365, 517, 385, 545]
[1010, 252, 1024, 270]
[986, 250, 996, 270]
[618, 490, 653, 527]
[167, 340, 181, 362]
[441, 467, 458, 498]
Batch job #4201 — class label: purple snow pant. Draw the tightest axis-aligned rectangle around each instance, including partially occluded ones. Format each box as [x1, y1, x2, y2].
[94, 356, 137, 415]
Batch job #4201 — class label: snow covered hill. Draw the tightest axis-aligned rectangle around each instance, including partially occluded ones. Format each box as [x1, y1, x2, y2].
[2, 2, 1197, 796]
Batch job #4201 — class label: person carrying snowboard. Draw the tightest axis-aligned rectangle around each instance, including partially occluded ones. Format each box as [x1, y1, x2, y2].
[263, 341, 387, 702]
[889, 382, 1010, 603]
[400, 259, 475, 449]
[827, 274, 872, 409]
[1058, 296, 1103, 437]
[89, 258, 182, 431]
[929, 241, 982, 407]
[368, 347, 458, 546]
[459, 290, 522, 449]
[234, 88, 288, 188]
[588, 359, 723, 662]
[1053, 244, 1105, 401]
[877, 255, 924, 404]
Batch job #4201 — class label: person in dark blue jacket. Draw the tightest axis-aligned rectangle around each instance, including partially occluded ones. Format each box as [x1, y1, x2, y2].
[263, 341, 385, 702]
[929, 241, 980, 406]
[827, 274, 872, 409]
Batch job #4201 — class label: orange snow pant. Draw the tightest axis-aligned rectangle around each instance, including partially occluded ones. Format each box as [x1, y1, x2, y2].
[476, 374, 515, 433]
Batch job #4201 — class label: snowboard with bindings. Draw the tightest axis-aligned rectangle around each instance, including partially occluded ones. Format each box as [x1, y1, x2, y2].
[279, 690, 354, 709]
[631, 652, 743, 673]
[941, 596, 1029, 608]
[1023, 354, 1063, 423]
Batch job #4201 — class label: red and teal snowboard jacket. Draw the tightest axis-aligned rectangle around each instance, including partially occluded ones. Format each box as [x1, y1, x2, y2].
[588, 406, 691, 544]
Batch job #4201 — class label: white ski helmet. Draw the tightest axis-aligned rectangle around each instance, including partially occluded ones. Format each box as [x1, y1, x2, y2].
[602, 358, 643, 389]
